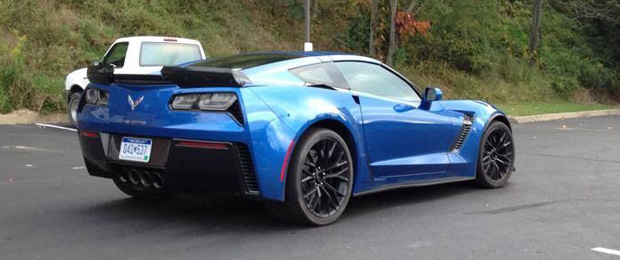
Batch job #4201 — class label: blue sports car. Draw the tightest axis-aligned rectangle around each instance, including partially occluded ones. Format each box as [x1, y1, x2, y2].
[78, 52, 515, 225]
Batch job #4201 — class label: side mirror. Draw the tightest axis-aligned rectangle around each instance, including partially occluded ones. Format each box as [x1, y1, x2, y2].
[91, 60, 101, 67]
[420, 87, 443, 110]
[423, 87, 443, 102]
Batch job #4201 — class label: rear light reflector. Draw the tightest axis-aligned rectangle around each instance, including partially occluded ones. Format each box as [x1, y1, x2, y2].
[176, 140, 229, 150]
[79, 131, 99, 138]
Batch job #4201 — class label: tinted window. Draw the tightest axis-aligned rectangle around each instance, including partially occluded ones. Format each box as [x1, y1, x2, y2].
[102, 42, 129, 68]
[336, 62, 420, 102]
[193, 54, 302, 69]
[289, 62, 348, 88]
[140, 42, 202, 66]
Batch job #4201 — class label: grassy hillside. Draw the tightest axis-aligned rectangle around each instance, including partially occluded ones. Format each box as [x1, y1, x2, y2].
[0, 0, 618, 114]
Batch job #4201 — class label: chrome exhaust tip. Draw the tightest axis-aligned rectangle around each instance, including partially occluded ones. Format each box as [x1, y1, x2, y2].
[128, 169, 141, 185]
[139, 170, 152, 188]
[118, 171, 129, 183]
[150, 172, 164, 189]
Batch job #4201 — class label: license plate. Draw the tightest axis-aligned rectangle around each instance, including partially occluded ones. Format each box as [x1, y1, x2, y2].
[119, 137, 152, 163]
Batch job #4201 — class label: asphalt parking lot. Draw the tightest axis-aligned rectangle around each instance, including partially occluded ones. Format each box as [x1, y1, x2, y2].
[1, 116, 619, 260]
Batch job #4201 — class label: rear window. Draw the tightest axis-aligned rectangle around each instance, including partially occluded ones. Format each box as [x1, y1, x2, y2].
[192, 54, 302, 69]
[140, 42, 202, 66]
[289, 62, 348, 89]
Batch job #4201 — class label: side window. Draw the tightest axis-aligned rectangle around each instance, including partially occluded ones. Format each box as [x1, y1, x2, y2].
[290, 62, 348, 89]
[102, 42, 129, 68]
[335, 62, 420, 103]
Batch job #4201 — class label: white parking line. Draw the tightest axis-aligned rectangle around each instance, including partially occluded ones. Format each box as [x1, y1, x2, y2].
[35, 123, 77, 132]
[592, 247, 620, 256]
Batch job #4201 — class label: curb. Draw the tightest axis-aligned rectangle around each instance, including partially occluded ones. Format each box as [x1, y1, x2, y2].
[0, 110, 68, 125]
[508, 109, 620, 124]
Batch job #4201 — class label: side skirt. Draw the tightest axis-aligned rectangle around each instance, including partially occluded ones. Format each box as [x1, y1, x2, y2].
[353, 176, 475, 197]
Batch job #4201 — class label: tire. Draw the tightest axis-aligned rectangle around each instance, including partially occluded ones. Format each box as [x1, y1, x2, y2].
[267, 128, 354, 226]
[475, 121, 515, 188]
[67, 92, 81, 127]
[112, 172, 173, 200]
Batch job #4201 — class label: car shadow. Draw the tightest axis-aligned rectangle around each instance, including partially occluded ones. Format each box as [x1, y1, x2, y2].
[80, 182, 479, 231]
[343, 182, 477, 220]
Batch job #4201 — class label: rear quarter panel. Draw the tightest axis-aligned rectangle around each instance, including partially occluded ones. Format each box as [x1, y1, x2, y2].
[248, 86, 374, 195]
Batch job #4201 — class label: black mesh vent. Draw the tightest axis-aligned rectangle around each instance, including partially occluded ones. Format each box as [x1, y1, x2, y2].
[451, 115, 474, 151]
[227, 101, 244, 125]
[236, 143, 259, 194]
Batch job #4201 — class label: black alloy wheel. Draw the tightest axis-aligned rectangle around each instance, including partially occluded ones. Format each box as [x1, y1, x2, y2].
[301, 138, 351, 218]
[475, 121, 515, 188]
[267, 128, 354, 226]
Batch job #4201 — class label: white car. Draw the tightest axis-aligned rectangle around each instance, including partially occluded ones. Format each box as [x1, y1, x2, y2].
[65, 36, 207, 126]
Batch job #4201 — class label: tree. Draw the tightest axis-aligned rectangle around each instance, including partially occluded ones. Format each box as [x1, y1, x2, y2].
[386, 0, 398, 67]
[369, 0, 379, 57]
[528, 0, 544, 66]
[385, 0, 429, 67]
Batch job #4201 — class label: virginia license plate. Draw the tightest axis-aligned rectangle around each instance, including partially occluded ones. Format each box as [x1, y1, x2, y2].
[119, 137, 152, 163]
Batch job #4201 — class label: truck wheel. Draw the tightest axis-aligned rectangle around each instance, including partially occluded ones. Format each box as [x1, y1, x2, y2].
[67, 92, 81, 127]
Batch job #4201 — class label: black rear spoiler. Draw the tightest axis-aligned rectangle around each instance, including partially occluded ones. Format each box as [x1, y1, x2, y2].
[87, 65, 250, 87]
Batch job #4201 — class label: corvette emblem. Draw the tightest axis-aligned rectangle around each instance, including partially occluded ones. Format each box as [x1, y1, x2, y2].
[127, 95, 144, 110]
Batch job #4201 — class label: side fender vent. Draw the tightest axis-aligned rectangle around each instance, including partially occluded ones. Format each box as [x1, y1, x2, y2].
[236, 143, 259, 195]
[451, 115, 474, 152]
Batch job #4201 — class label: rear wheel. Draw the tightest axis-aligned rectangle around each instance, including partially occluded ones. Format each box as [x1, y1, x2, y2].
[268, 128, 354, 226]
[67, 92, 81, 127]
[475, 121, 515, 188]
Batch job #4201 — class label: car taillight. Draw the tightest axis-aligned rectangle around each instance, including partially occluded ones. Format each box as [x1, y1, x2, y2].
[84, 88, 109, 106]
[171, 93, 237, 111]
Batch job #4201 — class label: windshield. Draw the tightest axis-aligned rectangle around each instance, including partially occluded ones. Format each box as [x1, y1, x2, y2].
[139, 42, 202, 66]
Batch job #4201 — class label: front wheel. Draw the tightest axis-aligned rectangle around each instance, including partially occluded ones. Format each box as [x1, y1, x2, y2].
[475, 121, 515, 188]
[268, 128, 354, 226]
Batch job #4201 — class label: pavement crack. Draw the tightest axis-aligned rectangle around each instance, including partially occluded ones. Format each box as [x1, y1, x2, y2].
[468, 198, 620, 215]
[468, 201, 560, 215]
[522, 153, 620, 164]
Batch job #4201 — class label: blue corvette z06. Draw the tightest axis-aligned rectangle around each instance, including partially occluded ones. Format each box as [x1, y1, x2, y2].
[78, 52, 515, 225]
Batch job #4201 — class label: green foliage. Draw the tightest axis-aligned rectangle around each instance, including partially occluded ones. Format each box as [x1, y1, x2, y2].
[0, 0, 618, 114]
[339, 0, 620, 104]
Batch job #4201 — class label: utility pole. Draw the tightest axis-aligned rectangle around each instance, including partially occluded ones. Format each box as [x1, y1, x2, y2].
[304, 0, 313, 51]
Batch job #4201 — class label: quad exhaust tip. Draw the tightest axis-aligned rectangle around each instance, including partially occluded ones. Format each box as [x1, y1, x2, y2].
[120, 168, 164, 189]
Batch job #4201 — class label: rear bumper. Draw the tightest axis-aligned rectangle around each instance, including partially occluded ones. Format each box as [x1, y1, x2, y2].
[79, 131, 260, 196]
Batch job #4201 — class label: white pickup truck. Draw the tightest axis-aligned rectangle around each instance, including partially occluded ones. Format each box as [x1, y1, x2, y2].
[64, 36, 207, 126]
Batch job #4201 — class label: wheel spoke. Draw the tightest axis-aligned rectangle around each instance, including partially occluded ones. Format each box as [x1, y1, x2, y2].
[324, 181, 346, 197]
[304, 159, 317, 169]
[303, 186, 318, 199]
[320, 185, 339, 210]
[301, 176, 313, 183]
[328, 141, 337, 159]
[309, 191, 320, 210]
[323, 161, 347, 173]
[325, 174, 349, 182]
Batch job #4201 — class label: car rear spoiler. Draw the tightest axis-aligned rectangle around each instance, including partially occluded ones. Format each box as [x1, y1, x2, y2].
[87, 65, 250, 87]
